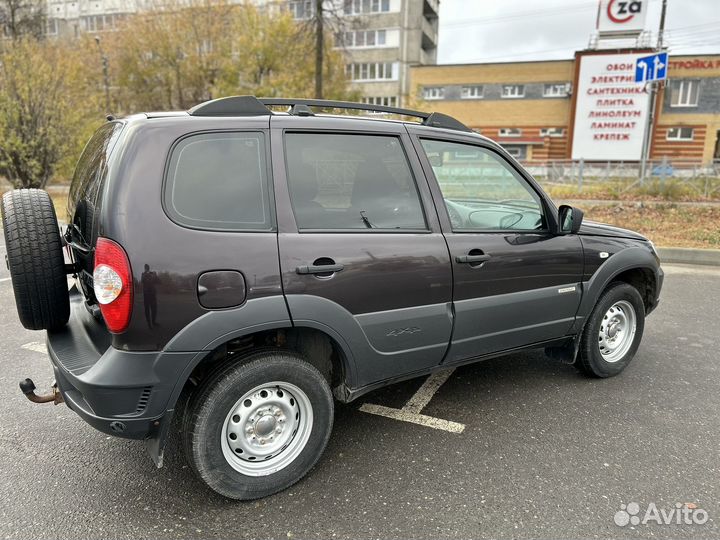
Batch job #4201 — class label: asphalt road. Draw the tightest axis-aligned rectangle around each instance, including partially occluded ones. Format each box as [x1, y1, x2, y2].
[0, 254, 718, 539]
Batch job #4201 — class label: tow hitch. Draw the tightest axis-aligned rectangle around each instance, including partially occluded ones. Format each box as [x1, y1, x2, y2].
[19, 378, 64, 405]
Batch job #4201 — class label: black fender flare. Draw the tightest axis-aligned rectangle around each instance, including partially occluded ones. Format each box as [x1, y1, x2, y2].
[573, 243, 661, 333]
[147, 295, 360, 466]
[547, 243, 661, 365]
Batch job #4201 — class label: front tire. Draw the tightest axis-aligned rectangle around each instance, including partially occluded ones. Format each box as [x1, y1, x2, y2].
[577, 282, 646, 378]
[183, 350, 334, 500]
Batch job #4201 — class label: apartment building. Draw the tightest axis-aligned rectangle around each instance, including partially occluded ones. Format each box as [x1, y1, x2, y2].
[38, 0, 439, 107]
[336, 0, 438, 107]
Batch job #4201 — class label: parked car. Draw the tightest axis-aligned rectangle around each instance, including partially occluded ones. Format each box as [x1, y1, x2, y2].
[1, 97, 663, 500]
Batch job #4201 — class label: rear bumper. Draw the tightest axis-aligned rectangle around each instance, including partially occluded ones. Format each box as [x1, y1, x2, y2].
[47, 288, 197, 444]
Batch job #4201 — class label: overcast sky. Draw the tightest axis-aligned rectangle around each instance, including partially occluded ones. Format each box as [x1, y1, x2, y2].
[437, 0, 720, 64]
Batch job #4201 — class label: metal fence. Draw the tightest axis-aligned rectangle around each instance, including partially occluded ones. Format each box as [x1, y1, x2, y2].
[523, 158, 720, 198]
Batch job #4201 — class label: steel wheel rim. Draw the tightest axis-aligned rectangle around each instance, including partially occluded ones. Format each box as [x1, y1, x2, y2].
[598, 300, 637, 363]
[221, 381, 313, 477]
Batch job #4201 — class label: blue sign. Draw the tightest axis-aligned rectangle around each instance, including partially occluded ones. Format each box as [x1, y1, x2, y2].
[635, 52, 668, 84]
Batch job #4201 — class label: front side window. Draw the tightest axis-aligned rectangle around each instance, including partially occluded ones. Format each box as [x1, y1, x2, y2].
[164, 132, 272, 231]
[420, 139, 544, 231]
[670, 80, 699, 107]
[285, 133, 426, 231]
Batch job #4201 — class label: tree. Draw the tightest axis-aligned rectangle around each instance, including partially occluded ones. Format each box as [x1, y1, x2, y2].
[109, 1, 355, 112]
[108, 0, 235, 111]
[0, 38, 103, 188]
[0, 0, 45, 41]
[220, 3, 352, 100]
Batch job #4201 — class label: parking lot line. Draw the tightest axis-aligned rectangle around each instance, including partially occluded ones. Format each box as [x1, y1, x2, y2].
[0, 277, 11, 283]
[359, 368, 466, 434]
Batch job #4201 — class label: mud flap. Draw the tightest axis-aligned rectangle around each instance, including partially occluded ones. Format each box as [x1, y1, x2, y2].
[145, 409, 175, 468]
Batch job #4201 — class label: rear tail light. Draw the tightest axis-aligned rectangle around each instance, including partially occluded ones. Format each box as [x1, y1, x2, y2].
[93, 237, 133, 333]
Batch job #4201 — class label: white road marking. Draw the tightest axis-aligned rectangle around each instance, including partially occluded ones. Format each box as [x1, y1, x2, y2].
[0, 277, 10, 283]
[403, 369, 456, 414]
[359, 368, 466, 434]
[21, 342, 47, 354]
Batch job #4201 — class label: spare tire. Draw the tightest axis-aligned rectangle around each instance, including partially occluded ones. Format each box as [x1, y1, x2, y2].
[1, 189, 70, 330]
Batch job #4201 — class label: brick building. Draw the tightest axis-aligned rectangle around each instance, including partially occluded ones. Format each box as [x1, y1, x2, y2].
[410, 54, 720, 165]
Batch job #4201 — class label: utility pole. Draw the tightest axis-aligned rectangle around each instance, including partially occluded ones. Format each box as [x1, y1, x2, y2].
[94, 35, 111, 113]
[639, 0, 668, 181]
[314, 0, 324, 99]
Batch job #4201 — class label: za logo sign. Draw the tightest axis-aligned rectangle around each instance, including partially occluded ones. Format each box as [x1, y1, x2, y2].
[607, 0, 643, 24]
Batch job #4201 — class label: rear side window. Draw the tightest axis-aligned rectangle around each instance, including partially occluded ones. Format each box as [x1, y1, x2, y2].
[164, 132, 272, 231]
[68, 121, 125, 236]
[284, 133, 426, 230]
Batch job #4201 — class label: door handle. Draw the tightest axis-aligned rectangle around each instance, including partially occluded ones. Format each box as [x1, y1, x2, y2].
[455, 251, 491, 264]
[296, 263, 345, 275]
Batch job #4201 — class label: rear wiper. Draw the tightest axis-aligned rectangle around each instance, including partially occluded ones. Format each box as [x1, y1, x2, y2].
[360, 211, 373, 229]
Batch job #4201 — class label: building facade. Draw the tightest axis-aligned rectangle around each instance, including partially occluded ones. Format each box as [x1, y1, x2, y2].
[410, 54, 720, 165]
[337, 0, 438, 107]
[39, 0, 439, 107]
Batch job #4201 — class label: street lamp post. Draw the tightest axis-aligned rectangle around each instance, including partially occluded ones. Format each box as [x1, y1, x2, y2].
[94, 35, 111, 113]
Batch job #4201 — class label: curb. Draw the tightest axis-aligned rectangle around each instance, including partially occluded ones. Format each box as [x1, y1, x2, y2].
[657, 247, 720, 266]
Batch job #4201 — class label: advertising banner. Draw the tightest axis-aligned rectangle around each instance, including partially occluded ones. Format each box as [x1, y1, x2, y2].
[571, 53, 651, 161]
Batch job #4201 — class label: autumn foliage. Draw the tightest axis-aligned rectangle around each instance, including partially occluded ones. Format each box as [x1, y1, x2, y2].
[0, 1, 354, 187]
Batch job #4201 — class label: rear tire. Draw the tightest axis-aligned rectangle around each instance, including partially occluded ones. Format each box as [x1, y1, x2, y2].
[577, 282, 645, 378]
[1, 189, 69, 330]
[183, 350, 334, 500]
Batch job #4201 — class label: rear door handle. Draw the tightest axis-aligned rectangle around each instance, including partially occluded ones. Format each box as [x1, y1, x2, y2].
[296, 263, 345, 275]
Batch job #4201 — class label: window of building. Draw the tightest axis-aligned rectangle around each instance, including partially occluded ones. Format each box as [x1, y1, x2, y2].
[501, 85, 525, 98]
[46, 18, 58, 35]
[461, 85, 483, 99]
[285, 133, 426, 230]
[343, 0, 391, 15]
[502, 145, 527, 160]
[543, 83, 569, 98]
[670, 80, 700, 107]
[420, 139, 542, 231]
[346, 62, 397, 81]
[82, 13, 124, 32]
[338, 29, 388, 48]
[666, 127, 694, 141]
[422, 87, 445, 100]
[540, 127, 565, 137]
[288, 0, 313, 19]
[499, 128, 522, 137]
[361, 96, 398, 107]
[164, 132, 272, 231]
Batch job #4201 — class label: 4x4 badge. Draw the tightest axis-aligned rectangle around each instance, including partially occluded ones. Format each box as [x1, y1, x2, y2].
[386, 326, 422, 337]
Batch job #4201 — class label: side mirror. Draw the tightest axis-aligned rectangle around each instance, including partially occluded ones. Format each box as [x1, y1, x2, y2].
[558, 205, 583, 234]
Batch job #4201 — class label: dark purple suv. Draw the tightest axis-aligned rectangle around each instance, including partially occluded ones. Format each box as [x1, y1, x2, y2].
[1, 97, 663, 499]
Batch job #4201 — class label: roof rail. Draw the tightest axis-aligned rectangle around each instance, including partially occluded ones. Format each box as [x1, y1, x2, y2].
[188, 95, 471, 132]
[188, 96, 272, 117]
[260, 98, 471, 132]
